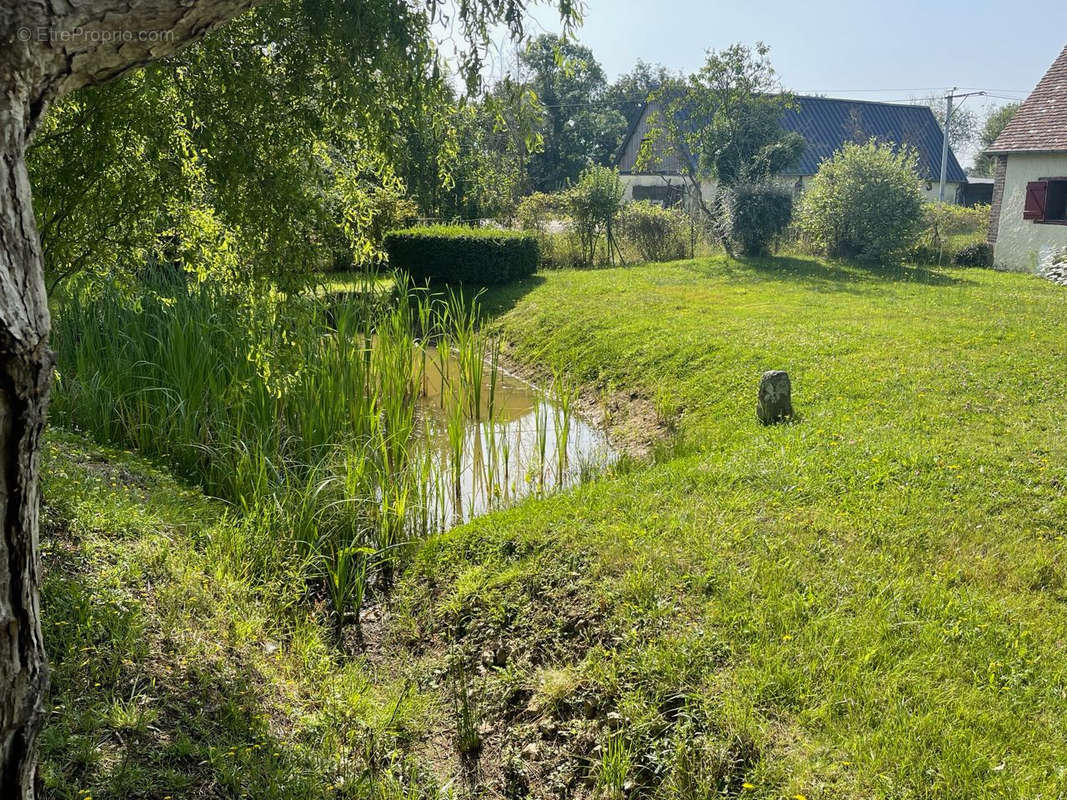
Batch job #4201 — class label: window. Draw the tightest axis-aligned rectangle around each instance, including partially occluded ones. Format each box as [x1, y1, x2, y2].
[1023, 178, 1067, 223]
[632, 184, 684, 207]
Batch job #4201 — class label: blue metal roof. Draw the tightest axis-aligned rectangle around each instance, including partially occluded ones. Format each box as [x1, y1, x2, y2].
[617, 95, 968, 184]
[780, 96, 967, 183]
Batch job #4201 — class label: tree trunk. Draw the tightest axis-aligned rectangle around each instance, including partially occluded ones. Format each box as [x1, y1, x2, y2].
[0, 2, 266, 794]
[0, 94, 53, 800]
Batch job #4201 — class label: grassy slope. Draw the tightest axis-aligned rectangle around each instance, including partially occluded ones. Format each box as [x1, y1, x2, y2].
[391, 256, 1067, 797]
[42, 255, 1067, 798]
[39, 432, 439, 800]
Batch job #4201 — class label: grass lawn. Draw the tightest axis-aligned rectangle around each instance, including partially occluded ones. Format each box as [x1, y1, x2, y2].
[396, 256, 1067, 796]
[42, 254, 1067, 798]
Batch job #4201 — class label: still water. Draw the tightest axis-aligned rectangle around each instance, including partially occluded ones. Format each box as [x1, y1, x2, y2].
[414, 352, 616, 529]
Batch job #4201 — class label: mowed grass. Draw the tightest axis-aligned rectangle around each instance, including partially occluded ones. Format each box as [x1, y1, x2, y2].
[389, 256, 1067, 797]
[40, 254, 1067, 798]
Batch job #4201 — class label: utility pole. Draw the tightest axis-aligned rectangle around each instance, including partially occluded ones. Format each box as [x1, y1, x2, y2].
[938, 88, 955, 203]
[939, 88, 986, 203]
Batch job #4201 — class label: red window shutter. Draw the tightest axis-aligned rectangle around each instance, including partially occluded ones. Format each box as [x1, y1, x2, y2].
[1023, 180, 1048, 220]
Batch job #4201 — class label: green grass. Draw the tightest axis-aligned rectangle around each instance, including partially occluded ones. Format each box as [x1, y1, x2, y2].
[387, 255, 1067, 797]
[39, 431, 443, 799]
[42, 253, 1067, 798]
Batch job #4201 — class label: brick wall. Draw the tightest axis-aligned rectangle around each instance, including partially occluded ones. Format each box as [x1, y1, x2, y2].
[987, 155, 1008, 245]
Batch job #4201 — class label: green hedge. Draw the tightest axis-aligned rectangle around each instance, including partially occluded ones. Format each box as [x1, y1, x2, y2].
[383, 226, 539, 285]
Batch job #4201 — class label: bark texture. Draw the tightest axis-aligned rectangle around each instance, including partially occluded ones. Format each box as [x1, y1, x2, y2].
[0, 1, 267, 795]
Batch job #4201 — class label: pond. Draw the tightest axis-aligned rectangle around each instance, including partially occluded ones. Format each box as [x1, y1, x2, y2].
[415, 350, 617, 530]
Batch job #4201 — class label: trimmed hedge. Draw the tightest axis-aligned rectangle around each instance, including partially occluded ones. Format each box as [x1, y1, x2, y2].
[383, 226, 539, 285]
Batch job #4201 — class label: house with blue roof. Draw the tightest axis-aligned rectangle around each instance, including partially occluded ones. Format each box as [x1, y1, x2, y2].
[615, 95, 967, 205]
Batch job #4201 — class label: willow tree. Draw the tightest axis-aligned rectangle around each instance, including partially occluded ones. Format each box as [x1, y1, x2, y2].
[0, 1, 576, 795]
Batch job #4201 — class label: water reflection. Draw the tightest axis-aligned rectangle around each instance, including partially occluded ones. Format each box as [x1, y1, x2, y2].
[415, 352, 616, 529]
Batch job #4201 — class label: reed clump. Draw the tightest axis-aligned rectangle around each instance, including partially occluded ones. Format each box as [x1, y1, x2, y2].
[52, 273, 611, 645]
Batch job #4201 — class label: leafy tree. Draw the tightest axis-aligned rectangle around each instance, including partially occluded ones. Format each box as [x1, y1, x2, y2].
[395, 78, 543, 222]
[726, 184, 793, 257]
[920, 93, 978, 155]
[973, 103, 1020, 176]
[0, 1, 578, 793]
[29, 4, 462, 287]
[568, 165, 624, 266]
[797, 139, 923, 264]
[520, 34, 627, 191]
[642, 43, 804, 251]
[604, 61, 676, 127]
[647, 43, 804, 188]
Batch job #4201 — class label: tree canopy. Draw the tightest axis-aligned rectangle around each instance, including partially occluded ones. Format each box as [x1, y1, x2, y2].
[973, 103, 1020, 176]
[519, 34, 627, 191]
[643, 43, 805, 189]
[920, 93, 978, 156]
[28, 2, 583, 286]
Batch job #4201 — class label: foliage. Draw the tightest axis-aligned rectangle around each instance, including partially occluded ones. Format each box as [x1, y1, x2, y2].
[51, 278, 504, 634]
[603, 61, 676, 128]
[725, 183, 793, 256]
[920, 93, 978, 154]
[28, 69, 185, 293]
[797, 139, 923, 263]
[952, 241, 994, 267]
[643, 43, 805, 188]
[567, 166, 624, 268]
[29, 5, 427, 285]
[516, 192, 571, 233]
[520, 34, 629, 191]
[516, 192, 585, 269]
[617, 201, 690, 262]
[28, 0, 581, 287]
[451, 84, 543, 220]
[392, 79, 541, 221]
[909, 202, 990, 265]
[973, 103, 1020, 176]
[383, 227, 539, 284]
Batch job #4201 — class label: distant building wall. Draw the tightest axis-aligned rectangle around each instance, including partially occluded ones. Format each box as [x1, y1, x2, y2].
[992, 152, 1067, 272]
[619, 173, 704, 204]
[959, 180, 995, 207]
[620, 172, 960, 206]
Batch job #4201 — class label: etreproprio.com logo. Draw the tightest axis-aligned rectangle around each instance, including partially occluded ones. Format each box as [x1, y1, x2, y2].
[16, 26, 175, 44]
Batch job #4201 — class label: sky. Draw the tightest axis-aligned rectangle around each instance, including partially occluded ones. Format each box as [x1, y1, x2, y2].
[476, 0, 1067, 166]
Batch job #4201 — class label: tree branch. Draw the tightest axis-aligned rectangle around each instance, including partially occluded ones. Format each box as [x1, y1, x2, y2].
[1, 0, 273, 134]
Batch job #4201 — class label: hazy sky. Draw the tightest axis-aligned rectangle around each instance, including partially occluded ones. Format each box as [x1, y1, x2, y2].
[478, 0, 1067, 166]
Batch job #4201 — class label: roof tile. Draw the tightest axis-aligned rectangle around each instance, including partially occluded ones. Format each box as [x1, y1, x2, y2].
[988, 46, 1067, 153]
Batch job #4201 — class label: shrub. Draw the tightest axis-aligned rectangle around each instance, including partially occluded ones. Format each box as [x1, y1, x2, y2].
[952, 242, 993, 267]
[329, 183, 417, 271]
[383, 226, 539, 284]
[516, 192, 569, 233]
[910, 202, 991, 264]
[568, 166, 624, 268]
[516, 193, 583, 269]
[725, 184, 793, 256]
[797, 139, 923, 264]
[617, 201, 690, 262]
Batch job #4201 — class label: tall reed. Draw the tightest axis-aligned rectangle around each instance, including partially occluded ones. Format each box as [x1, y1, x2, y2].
[51, 276, 487, 641]
[52, 275, 608, 643]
